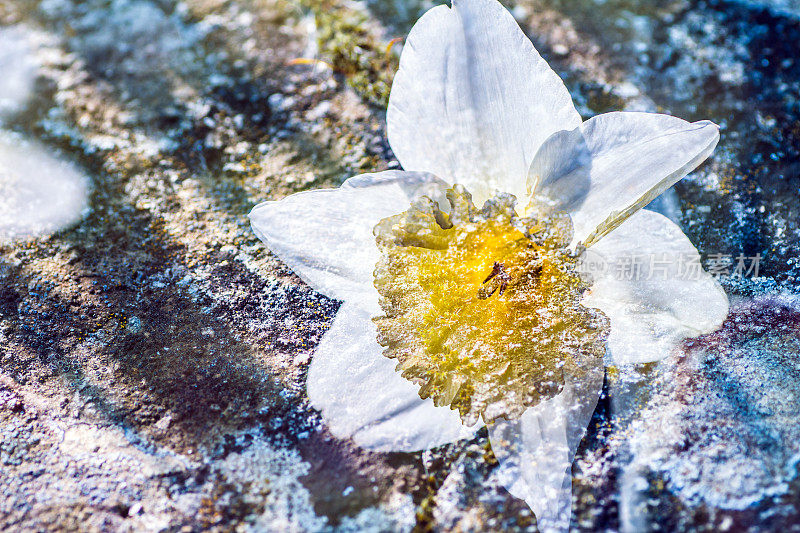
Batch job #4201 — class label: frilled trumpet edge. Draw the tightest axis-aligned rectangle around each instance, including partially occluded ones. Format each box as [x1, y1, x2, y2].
[373, 185, 610, 425]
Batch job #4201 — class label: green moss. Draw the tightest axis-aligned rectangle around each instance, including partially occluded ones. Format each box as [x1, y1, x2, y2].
[303, 0, 398, 107]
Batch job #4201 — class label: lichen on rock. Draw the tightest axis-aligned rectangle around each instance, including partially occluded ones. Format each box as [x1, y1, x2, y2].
[373, 185, 609, 425]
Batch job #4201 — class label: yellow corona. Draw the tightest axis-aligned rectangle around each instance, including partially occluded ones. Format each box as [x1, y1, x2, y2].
[373, 186, 609, 425]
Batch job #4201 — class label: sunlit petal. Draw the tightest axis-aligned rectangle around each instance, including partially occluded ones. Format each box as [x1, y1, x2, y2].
[581, 209, 728, 365]
[489, 364, 604, 533]
[307, 303, 478, 452]
[529, 112, 719, 246]
[249, 170, 446, 313]
[388, 0, 581, 205]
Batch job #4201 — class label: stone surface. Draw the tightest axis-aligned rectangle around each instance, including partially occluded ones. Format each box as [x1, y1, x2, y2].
[0, 0, 798, 531]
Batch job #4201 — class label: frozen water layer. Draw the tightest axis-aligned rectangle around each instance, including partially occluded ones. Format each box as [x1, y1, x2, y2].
[0, 25, 39, 121]
[0, 132, 89, 243]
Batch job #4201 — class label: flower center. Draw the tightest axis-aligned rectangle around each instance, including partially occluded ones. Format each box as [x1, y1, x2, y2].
[373, 185, 609, 425]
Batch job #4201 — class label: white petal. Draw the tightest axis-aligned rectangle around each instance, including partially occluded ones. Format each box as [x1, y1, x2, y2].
[489, 366, 604, 533]
[387, 0, 581, 205]
[529, 112, 719, 246]
[307, 303, 477, 452]
[581, 209, 729, 365]
[249, 171, 446, 314]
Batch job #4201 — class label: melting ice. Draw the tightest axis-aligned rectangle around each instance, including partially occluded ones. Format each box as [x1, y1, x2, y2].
[0, 27, 90, 243]
[0, 26, 38, 120]
[0, 132, 89, 243]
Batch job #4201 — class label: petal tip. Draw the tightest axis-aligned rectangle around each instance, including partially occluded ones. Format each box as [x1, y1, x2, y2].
[698, 119, 721, 135]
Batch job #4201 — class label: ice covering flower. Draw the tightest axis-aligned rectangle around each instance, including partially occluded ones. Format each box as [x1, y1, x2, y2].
[249, 0, 728, 530]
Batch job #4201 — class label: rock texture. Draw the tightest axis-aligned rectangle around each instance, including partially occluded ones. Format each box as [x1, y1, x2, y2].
[0, 0, 798, 531]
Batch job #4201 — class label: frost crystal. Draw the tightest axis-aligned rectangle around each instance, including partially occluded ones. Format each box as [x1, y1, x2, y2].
[373, 185, 609, 425]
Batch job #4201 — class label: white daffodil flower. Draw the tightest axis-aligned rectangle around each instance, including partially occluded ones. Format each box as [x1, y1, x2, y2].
[249, 0, 728, 530]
